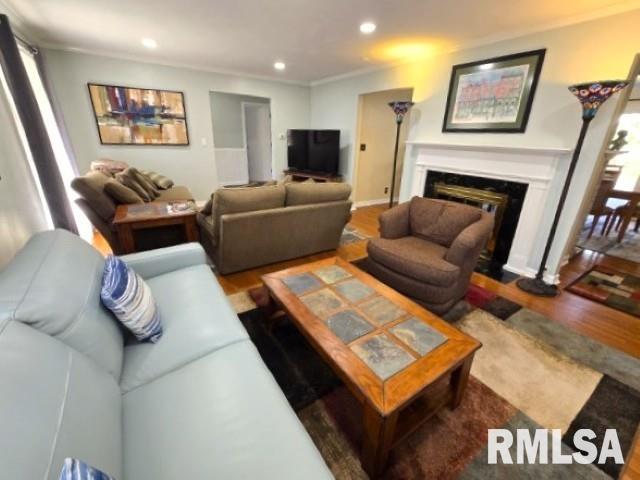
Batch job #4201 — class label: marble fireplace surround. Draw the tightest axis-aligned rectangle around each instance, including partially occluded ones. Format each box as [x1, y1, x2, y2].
[404, 142, 572, 283]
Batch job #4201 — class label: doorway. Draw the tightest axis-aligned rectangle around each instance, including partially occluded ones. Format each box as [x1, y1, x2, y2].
[209, 92, 272, 186]
[243, 102, 272, 182]
[574, 70, 640, 264]
[354, 88, 414, 207]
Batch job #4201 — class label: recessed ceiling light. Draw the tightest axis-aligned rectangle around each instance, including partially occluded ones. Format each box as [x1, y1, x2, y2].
[360, 22, 376, 34]
[141, 38, 157, 49]
[274, 61, 286, 71]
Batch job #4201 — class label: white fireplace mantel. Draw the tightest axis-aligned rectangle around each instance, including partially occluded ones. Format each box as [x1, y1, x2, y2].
[405, 141, 573, 283]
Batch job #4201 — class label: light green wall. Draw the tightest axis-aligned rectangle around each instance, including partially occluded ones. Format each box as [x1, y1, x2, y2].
[43, 49, 309, 200]
[209, 92, 269, 148]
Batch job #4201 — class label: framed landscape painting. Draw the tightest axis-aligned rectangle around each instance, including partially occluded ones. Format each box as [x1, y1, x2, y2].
[442, 49, 546, 133]
[88, 83, 189, 145]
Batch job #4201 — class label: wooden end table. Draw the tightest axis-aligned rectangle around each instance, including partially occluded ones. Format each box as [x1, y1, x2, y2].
[112, 201, 199, 254]
[262, 257, 481, 477]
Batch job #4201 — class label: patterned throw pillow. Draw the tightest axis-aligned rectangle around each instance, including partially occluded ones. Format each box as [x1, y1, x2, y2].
[141, 169, 174, 190]
[100, 255, 162, 343]
[59, 458, 114, 480]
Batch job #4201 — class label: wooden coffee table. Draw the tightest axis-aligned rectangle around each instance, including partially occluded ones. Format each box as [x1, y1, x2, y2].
[112, 201, 199, 254]
[262, 257, 481, 477]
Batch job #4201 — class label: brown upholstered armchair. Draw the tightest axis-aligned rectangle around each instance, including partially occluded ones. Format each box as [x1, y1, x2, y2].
[366, 197, 494, 315]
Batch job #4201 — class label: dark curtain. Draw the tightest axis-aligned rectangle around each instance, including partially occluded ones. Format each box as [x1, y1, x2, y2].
[0, 14, 77, 233]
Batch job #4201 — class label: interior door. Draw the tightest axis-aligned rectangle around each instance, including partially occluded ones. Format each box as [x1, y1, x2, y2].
[244, 103, 272, 182]
[355, 88, 413, 204]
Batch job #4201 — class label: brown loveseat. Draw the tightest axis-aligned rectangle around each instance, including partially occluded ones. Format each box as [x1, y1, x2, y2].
[198, 182, 352, 274]
[71, 170, 193, 253]
[366, 197, 493, 314]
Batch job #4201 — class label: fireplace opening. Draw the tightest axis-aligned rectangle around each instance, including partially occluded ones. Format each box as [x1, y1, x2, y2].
[424, 170, 528, 281]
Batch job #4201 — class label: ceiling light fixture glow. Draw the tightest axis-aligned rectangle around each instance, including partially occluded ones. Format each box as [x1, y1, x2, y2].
[360, 22, 376, 34]
[141, 38, 157, 49]
[274, 61, 286, 71]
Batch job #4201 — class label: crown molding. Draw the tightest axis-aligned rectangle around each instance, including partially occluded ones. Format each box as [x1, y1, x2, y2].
[41, 43, 311, 87]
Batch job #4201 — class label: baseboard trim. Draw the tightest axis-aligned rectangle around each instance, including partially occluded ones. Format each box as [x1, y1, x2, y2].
[354, 198, 398, 208]
[503, 263, 560, 285]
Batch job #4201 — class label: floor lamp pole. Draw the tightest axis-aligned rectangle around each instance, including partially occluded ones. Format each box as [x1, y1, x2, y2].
[516, 118, 592, 296]
[389, 121, 401, 209]
[516, 79, 628, 297]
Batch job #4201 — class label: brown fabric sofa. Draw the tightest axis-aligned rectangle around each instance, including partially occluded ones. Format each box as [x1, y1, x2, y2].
[198, 182, 352, 274]
[71, 170, 193, 253]
[366, 197, 494, 315]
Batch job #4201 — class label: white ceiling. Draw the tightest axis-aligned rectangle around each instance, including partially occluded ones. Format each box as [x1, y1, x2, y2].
[5, 0, 640, 84]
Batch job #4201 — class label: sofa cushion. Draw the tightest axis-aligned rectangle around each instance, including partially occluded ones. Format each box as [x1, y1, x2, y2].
[101, 256, 163, 343]
[212, 185, 285, 242]
[127, 167, 160, 199]
[119, 264, 249, 392]
[0, 320, 122, 480]
[367, 236, 459, 286]
[71, 171, 117, 221]
[0, 230, 124, 380]
[142, 170, 174, 190]
[116, 171, 151, 201]
[123, 340, 332, 480]
[409, 197, 481, 247]
[285, 182, 351, 206]
[104, 180, 143, 204]
[156, 185, 194, 202]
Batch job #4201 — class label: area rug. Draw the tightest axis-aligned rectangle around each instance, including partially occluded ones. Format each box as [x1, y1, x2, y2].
[340, 225, 370, 246]
[567, 265, 640, 318]
[235, 284, 640, 479]
[577, 217, 640, 263]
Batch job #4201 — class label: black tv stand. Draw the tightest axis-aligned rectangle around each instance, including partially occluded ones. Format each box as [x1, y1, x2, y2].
[284, 169, 342, 183]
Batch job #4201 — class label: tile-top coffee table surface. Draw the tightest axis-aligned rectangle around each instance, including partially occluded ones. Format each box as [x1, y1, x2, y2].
[262, 257, 481, 415]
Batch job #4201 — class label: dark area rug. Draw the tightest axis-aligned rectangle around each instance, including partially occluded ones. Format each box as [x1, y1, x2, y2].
[567, 265, 640, 318]
[237, 283, 640, 479]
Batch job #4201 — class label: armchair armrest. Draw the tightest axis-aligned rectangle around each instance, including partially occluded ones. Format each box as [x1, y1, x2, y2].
[379, 201, 410, 239]
[445, 213, 494, 267]
[120, 243, 207, 279]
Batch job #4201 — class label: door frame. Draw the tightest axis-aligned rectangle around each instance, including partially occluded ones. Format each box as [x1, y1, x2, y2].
[353, 87, 414, 208]
[561, 53, 640, 262]
[241, 101, 273, 181]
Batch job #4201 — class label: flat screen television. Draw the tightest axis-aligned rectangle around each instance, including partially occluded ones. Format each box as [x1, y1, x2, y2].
[287, 129, 340, 174]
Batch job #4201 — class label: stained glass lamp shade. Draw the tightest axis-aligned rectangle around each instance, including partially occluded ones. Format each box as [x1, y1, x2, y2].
[569, 80, 629, 120]
[388, 101, 415, 124]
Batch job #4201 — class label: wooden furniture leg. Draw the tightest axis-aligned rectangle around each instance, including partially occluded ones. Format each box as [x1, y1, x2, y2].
[618, 208, 634, 243]
[361, 405, 398, 478]
[587, 214, 599, 239]
[117, 224, 135, 254]
[184, 216, 199, 242]
[450, 355, 474, 409]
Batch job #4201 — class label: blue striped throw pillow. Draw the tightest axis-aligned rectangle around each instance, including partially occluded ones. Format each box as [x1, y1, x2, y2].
[59, 458, 114, 480]
[100, 255, 162, 343]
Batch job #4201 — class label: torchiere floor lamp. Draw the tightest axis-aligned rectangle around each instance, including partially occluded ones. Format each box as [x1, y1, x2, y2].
[517, 80, 629, 296]
[387, 101, 414, 209]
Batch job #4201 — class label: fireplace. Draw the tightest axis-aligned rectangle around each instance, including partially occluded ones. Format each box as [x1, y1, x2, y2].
[406, 142, 572, 283]
[424, 170, 528, 279]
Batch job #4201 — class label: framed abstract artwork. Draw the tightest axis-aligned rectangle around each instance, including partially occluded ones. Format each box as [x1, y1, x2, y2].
[88, 83, 189, 145]
[442, 49, 546, 133]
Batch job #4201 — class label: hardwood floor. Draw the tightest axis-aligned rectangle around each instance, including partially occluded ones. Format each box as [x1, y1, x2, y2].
[93, 204, 640, 478]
